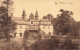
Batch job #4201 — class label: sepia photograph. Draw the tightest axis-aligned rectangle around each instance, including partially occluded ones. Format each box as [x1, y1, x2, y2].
[0, 0, 80, 50]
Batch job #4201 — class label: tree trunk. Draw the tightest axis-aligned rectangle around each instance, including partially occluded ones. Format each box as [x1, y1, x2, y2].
[5, 33, 10, 42]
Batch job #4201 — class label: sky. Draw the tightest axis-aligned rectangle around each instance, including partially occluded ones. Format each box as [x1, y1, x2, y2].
[0, 0, 80, 21]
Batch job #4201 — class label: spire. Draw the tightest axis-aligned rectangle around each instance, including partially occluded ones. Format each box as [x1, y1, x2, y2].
[35, 8, 39, 20]
[22, 9, 26, 19]
[36, 8, 38, 13]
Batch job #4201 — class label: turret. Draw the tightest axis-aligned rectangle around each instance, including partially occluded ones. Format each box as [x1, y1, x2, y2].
[35, 9, 39, 20]
[22, 9, 26, 19]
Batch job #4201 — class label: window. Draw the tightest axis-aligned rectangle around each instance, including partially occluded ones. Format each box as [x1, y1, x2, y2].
[48, 30, 51, 36]
[43, 26, 45, 29]
[48, 26, 50, 29]
[48, 32, 51, 36]
[20, 30, 21, 31]
[19, 33, 22, 37]
[20, 25, 22, 28]
[31, 21, 33, 24]
[34, 25, 35, 29]
[14, 33, 17, 37]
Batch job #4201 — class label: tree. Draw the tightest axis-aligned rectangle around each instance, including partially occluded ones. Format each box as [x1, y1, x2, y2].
[60, 34, 79, 50]
[47, 14, 53, 20]
[43, 16, 47, 19]
[23, 30, 30, 39]
[23, 30, 30, 50]
[53, 9, 78, 35]
[0, 0, 16, 41]
[23, 30, 42, 50]
[30, 38, 60, 50]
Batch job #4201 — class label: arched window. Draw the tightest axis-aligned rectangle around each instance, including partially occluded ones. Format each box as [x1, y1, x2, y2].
[31, 21, 33, 24]
[48, 32, 51, 36]
[48, 30, 51, 36]
[14, 33, 17, 37]
[19, 33, 22, 37]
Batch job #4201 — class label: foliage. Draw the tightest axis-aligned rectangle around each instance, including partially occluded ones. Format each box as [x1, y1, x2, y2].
[43, 14, 53, 21]
[24, 30, 30, 39]
[60, 38, 79, 50]
[47, 14, 53, 20]
[0, 32, 6, 39]
[0, 0, 16, 41]
[23, 30, 42, 50]
[43, 16, 47, 19]
[23, 30, 41, 40]
[30, 38, 60, 50]
[0, 40, 23, 50]
[53, 9, 79, 36]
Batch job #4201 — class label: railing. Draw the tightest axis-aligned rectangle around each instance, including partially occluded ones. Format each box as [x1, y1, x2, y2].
[28, 28, 40, 30]
[28, 26, 40, 30]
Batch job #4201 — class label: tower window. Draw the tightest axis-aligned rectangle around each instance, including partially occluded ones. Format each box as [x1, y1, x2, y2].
[31, 21, 33, 24]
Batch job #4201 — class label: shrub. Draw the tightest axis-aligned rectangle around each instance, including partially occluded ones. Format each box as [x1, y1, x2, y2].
[30, 38, 60, 50]
[0, 41, 23, 50]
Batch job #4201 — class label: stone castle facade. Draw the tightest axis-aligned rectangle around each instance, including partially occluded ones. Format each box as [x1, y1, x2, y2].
[12, 10, 54, 37]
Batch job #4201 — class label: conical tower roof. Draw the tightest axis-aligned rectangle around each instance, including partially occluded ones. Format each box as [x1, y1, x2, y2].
[22, 9, 26, 16]
[22, 9, 26, 19]
[35, 9, 39, 20]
